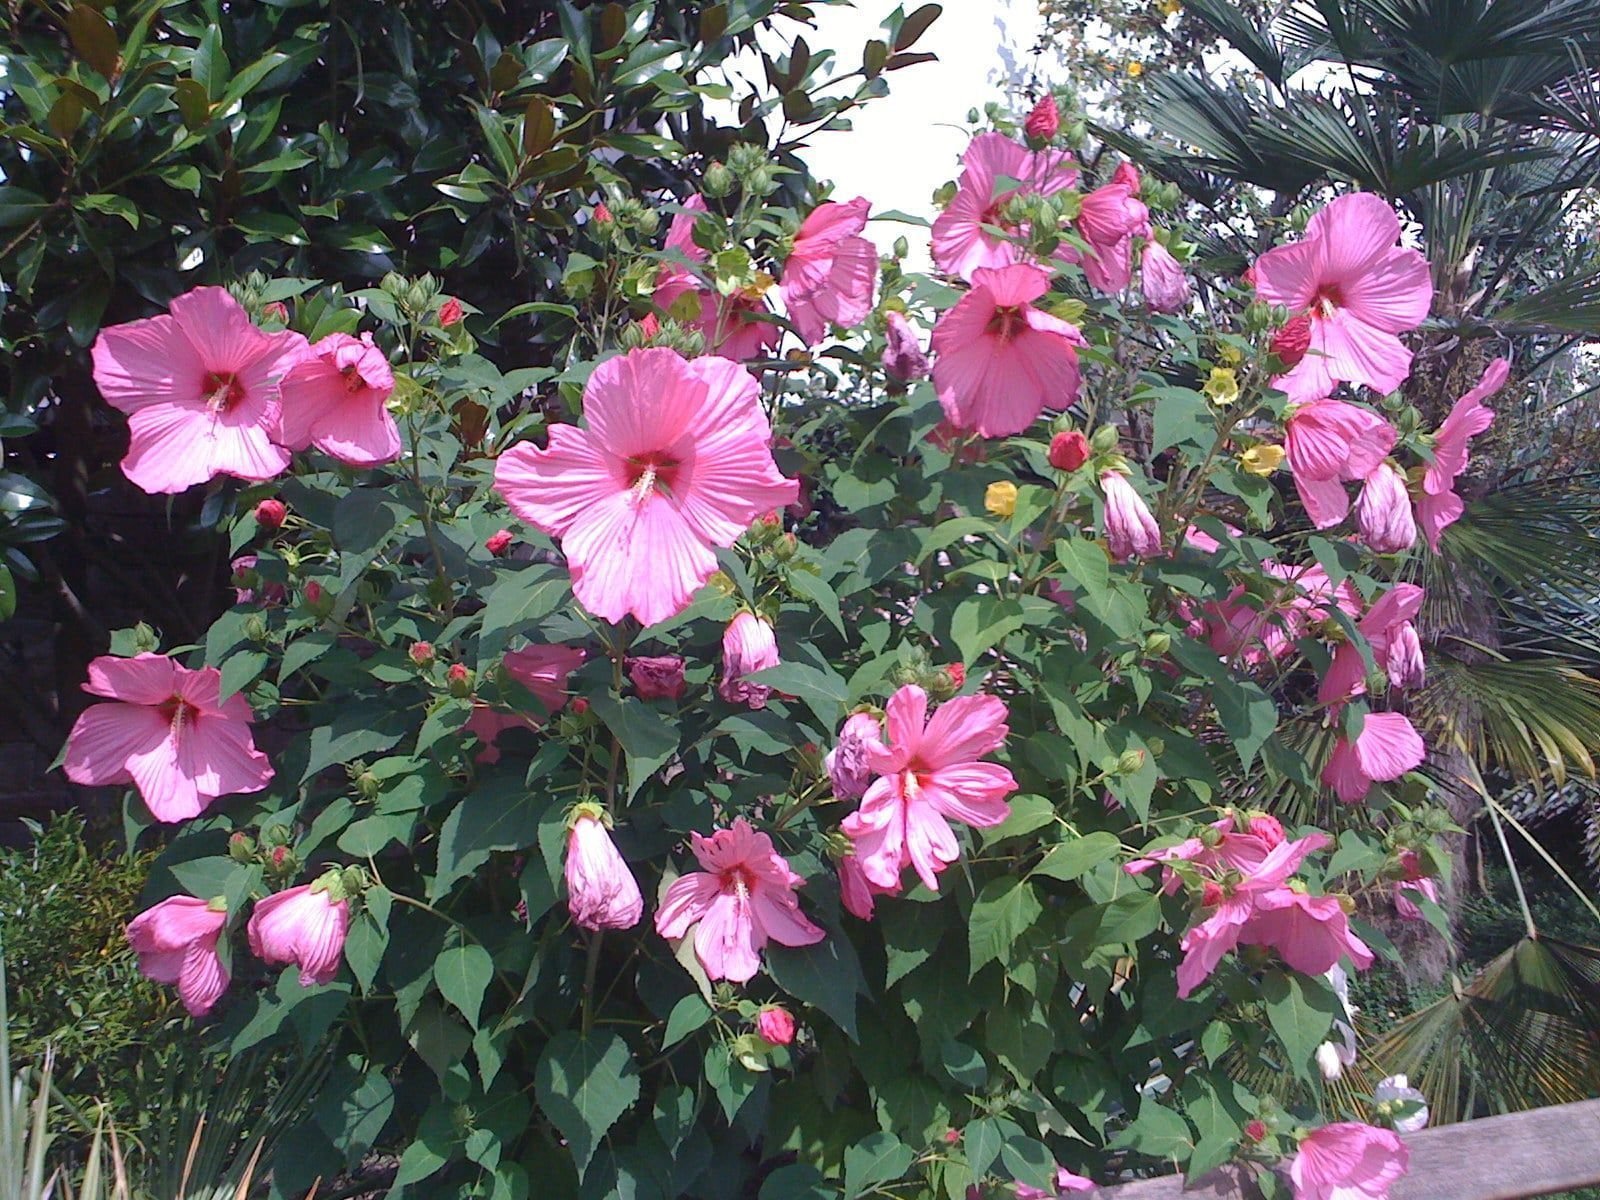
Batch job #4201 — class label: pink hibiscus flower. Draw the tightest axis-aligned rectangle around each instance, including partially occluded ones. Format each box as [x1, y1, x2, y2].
[931, 132, 1079, 280]
[126, 895, 230, 1017]
[1322, 711, 1427, 803]
[1100, 469, 1163, 559]
[1318, 583, 1426, 705]
[1418, 357, 1507, 550]
[837, 846, 900, 921]
[1290, 1122, 1409, 1200]
[1284, 399, 1398, 528]
[1076, 167, 1151, 294]
[1175, 832, 1330, 998]
[654, 817, 825, 983]
[90, 286, 303, 493]
[930, 263, 1084, 438]
[64, 652, 273, 823]
[493, 347, 798, 626]
[565, 808, 644, 931]
[1125, 814, 1282, 894]
[275, 331, 401, 466]
[465, 643, 585, 763]
[841, 684, 1017, 893]
[780, 198, 877, 345]
[1354, 462, 1416, 554]
[1141, 239, 1191, 312]
[1239, 889, 1375, 976]
[719, 611, 780, 709]
[1251, 193, 1433, 404]
[247, 881, 350, 987]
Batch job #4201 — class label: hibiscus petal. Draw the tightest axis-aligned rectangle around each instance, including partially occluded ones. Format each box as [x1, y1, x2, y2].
[1340, 245, 1432, 333]
[64, 703, 167, 788]
[83, 652, 178, 703]
[122, 403, 289, 493]
[1316, 310, 1414, 397]
[881, 686, 930, 758]
[495, 425, 620, 538]
[1355, 712, 1426, 781]
[563, 491, 719, 627]
[178, 941, 230, 1016]
[90, 312, 207, 413]
[654, 872, 721, 940]
[920, 693, 1010, 766]
[168, 286, 281, 374]
[922, 766, 1016, 827]
[183, 713, 275, 800]
[749, 887, 825, 949]
[694, 892, 763, 983]
[125, 732, 208, 823]
[1295, 473, 1353, 529]
[1303, 193, 1403, 279]
[903, 799, 962, 892]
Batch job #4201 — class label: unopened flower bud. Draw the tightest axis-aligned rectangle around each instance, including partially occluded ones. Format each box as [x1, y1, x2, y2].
[447, 663, 473, 697]
[1143, 631, 1171, 656]
[1243, 1119, 1267, 1143]
[571, 696, 590, 716]
[1048, 430, 1091, 472]
[984, 480, 1019, 518]
[255, 498, 286, 530]
[438, 296, 463, 328]
[261, 301, 289, 325]
[356, 771, 381, 800]
[1090, 424, 1121, 453]
[303, 580, 332, 617]
[244, 613, 267, 643]
[1269, 314, 1313, 368]
[703, 161, 734, 197]
[756, 1005, 796, 1046]
[1117, 748, 1147, 775]
[228, 831, 257, 862]
[409, 641, 436, 667]
[485, 529, 514, 557]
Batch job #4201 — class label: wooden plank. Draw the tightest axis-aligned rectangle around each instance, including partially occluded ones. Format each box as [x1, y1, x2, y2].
[1082, 1099, 1600, 1200]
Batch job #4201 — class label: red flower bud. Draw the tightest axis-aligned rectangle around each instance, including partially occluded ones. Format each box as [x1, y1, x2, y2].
[269, 846, 289, 868]
[438, 296, 463, 328]
[944, 1128, 962, 1146]
[1024, 94, 1061, 141]
[571, 697, 590, 715]
[409, 641, 435, 667]
[485, 529, 514, 557]
[594, 201, 614, 223]
[1200, 880, 1224, 907]
[447, 663, 469, 683]
[1270, 314, 1313, 369]
[1048, 430, 1091, 472]
[638, 313, 660, 337]
[261, 301, 289, 324]
[945, 662, 965, 689]
[255, 498, 286, 530]
[1244, 1119, 1267, 1143]
[303, 581, 324, 606]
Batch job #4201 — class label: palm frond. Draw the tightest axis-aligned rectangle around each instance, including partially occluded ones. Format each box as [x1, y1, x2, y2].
[1366, 936, 1600, 1123]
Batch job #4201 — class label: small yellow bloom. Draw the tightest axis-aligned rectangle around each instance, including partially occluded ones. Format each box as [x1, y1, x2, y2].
[1203, 366, 1240, 406]
[1240, 444, 1286, 476]
[1160, 0, 1181, 14]
[1218, 342, 1243, 365]
[1126, 61, 1145, 78]
[985, 480, 1019, 519]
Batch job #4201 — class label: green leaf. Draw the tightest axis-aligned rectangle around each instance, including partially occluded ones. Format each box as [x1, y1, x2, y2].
[968, 877, 1042, 977]
[533, 1031, 640, 1179]
[843, 1131, 915, 1199]
[750, 660, 847, 728]
[434, 944, 494, 1029]
[759, 1164, 832, 1200]
[951, 594, 1026, 666]
[1214, 677, 1277, 770]
[1262, 970, 1337, 1078]
[766, 934, 868, 1041]
[0, 565, 13, 622]
[344, 888, 391, 993]
[1110, 1102, 1193, 1159]
[479, 565, 569, 650]
[964, 1117, 1006, 1178]
[589, 693, 679, 800]
[433, 769, 554, 898]
[1055, 535, 1111, 596]
[786, 567, 845, 635]
[302, 703, 409, 782]
[1149, 387, 1213, 456]
[661, 994, 712, 1048]
[1033, 831, 1121, 882]
[218, 648, 268, 702]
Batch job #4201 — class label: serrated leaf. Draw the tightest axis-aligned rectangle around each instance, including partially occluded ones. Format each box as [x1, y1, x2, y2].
[479, 564, 569, 649]
[434, 943, 494, 1029]
[968, 877, 1042, 977]
[662, 994, 712, 1048]
[1263, 969, 1337, 1078]
[951, 594, 1025, 666]
[766, 934, 867, 1041]
[843, 1131, 914, 1199]
[534, 1031, 640, 1178]
[1033, 831, 1121, 881]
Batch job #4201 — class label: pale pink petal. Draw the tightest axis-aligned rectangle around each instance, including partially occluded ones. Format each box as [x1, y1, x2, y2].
[1177, 901, 1251, 998]
[903, 798, 963, 892]
[1314, 310, 1414, 398]
[1296, 474, 1353, 529]
[180, 712, 274, 800]
[1355, 712, 1425, 782]
[875, 686, 930, 769]
[82, 652, 178, 703]
[1340, 245, 1433, 333]
[1302, 194, 1403, 278]
[1323, 737, 1373, 804]
[749, 887, 825, 948]
[64, 703, 167, 788]
[1318, 643, 1368, 705]
[562, 491, 719, 627]
[664, 194, 710, 261]
[494, 425, 620, 538]
[694, 891, 763, 983]
[921, 767, 1015, 826]
[586, 347, 720, 460]
[123, 403, 290, 493]
[90, 313, 207, 413]
[168, 286, 281, 373]
[125, 734, 207, 823]
[177, 941, 230, 1016]
[1417, 488, 1464, 551]
[654, 871, 721, 939]
[919, 693, 1010, 767]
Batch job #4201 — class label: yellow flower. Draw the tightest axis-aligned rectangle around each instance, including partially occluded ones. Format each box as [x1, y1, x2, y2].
[1218, 342, 1243, 365]
[1126, 61, 1145, 78]
[1160, 0, 1181, 13]
[985, 480, 1019, 519]
[1240, 444, 1285, 476]
[1203, 366, 1240, 406]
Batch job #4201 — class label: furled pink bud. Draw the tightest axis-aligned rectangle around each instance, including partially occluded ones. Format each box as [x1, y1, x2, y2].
[1387, 621, 1424, 690]
[1099, 470, 1162, 559]
[571, 696, 590, 715]
[247, 882, 349, 987]
[409, 641, 435, 667]
[756, 1005, 796, 1046]
[1247, 814, 1286, 848]
[447, 662, 472, 696]
[126, 895, 229, 1017]
[594, 201, 614, 224]
[1355, 463, 1417, 554]
[1048, 430, 1090, 472]
[438, 297, 463, 328]
[565, 808, 644, 931]
[719, 612, 779, 709]
[1112, 161, 1142, 191]
[826, 711, 885, 801]
[1141, 240, 1191, 313]
[255, 498, 286, 530]
[1270, 314, 1313, 368]
[638, 312, 660, 337]
[485, 529, 514, 557]
[629, 655, 687, 701]
[1244, 1119, 1268, 1143]
[883, 311, 931, 381]
[261, 301, 290, 324]
[1200, 880, 1224, 907]
[945, 662, 965, 689]
[1024, 93, 1062, 141]
[944, 1128, 962, 1146]
[302, 580, 330, 616]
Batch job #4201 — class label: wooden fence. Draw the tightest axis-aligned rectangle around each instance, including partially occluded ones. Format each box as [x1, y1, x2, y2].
[1084, 1098, 1600, 1200]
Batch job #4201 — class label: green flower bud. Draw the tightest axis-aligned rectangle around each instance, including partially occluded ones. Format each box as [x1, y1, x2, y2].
[1143, 631, 1171, 656]
[244, 613, 267, 644]
[1090, 424, 1121, 453]
[704, 161, 735, 198]
[228, 831, 256, 863]
[131, 621, 159, 653]
[1117, 749, 1147, 776]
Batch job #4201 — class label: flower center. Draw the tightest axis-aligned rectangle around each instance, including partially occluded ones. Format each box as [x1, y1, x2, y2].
[721, 867, 755, 900]
[625, 454, 680, 505]
[340, 364, 367, 395]
[158, 695, 200, 735]
[1311, 283, 1345, 319]
[202, 371, 245, 413]
[986, 304, 1027, 342]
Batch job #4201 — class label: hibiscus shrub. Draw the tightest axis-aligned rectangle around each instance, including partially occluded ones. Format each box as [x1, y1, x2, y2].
[63, 99, 1487, 1200]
